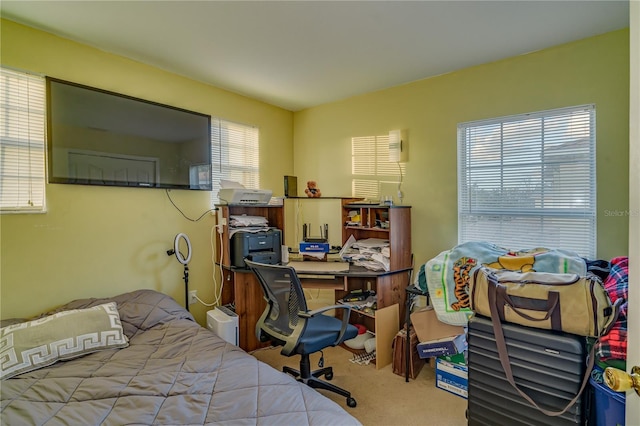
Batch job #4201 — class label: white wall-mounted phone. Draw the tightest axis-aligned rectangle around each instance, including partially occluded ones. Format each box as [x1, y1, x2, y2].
[389, 129, 408, 162]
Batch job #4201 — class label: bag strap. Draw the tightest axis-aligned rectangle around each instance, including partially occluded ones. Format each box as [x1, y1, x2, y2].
[601, 297, 623, 336]
[495, 284, 560, 323]
[487, 275, 595, 417]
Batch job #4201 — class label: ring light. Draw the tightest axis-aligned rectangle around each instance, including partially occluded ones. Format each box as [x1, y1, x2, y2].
[174, 233, 192, 265]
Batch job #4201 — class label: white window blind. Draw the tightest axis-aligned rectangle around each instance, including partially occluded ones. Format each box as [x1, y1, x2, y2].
[0, 68, 46, 213]
[458, 104, 596, 258]
[352, 135, 405, 200]
[211, 118, 259, 204]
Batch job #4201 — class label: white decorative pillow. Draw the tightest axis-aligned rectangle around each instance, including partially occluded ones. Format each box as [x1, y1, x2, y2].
[0, 302, 129, 379]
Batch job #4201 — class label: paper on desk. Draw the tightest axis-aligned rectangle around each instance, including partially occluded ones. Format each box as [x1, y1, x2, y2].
[339, 235, 357, 259]
[371, 252, 390, 271]
[229, 215, 269, 227]
[229, 227, 275, 237]
[340, 237, 391, 271]
[353, 259, 386, 271]
[352, 238, 390, 249]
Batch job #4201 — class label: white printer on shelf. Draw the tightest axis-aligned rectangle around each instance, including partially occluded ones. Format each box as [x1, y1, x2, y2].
[217, 180, 272, 205]
[218, 188, 272, 205]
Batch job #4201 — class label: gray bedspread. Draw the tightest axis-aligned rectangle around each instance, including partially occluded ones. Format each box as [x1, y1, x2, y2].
[1, 289, 361, 425]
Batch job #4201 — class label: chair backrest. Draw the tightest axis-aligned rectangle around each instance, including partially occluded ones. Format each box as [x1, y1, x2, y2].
[245, 260, 308, 345]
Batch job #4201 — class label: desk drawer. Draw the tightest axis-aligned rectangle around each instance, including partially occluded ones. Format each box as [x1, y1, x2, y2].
[298, 274, 348, 290]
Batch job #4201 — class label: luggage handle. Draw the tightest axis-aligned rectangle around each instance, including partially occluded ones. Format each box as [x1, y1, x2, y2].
[496, 284, 561, 324]
[488, 278, 594, 417]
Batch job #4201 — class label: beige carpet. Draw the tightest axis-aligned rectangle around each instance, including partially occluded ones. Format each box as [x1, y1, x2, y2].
[251, 345, 468, 426]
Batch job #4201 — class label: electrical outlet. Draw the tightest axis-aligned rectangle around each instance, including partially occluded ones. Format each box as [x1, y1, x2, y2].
[189, 290, 197, 305]
[216, 209, 227, 234]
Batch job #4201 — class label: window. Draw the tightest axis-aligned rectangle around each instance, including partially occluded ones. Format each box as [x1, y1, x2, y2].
[458, 104, 596, 258]
[351, 135, 405, 201]
[210, 118, 259, 204]
[0, 68, 46, 213]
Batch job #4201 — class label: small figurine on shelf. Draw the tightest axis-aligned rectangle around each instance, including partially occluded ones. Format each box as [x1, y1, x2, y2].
[304, 180, 322, 198]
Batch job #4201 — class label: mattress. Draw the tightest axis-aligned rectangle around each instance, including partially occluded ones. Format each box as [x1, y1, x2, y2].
[0, 289, 361, 425]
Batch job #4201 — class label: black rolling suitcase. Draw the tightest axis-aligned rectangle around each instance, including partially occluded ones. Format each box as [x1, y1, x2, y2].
[467, 314, 590, 426]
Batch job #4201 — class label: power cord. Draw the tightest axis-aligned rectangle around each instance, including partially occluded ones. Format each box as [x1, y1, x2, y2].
[396, 162, 404, 204]
[178, 225, 223, 308]
[165, 189, 217, 222]
[209, 224, 225, 306]
[164, 189, 225, 307]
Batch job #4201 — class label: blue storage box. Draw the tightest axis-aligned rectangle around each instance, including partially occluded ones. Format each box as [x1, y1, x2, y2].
[590, 368, 626, 426]
[435, 357, 468, 399]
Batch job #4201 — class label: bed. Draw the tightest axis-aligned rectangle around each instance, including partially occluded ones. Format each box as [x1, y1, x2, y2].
[0, 289, 361, 425]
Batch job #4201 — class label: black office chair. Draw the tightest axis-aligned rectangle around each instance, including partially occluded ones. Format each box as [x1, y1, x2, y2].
[245, 259, 358, 407]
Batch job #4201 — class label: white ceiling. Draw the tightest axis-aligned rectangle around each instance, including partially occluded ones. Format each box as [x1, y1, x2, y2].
[1, 1, 630, 111]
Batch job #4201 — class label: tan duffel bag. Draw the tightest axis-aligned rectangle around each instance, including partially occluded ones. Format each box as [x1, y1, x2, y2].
[470, 266, 623, 417]
[470, 266, 619, 338]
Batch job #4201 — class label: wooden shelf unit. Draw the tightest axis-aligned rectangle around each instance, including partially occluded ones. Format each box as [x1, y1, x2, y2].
[215, 204, 285, 267]
[337, 202, 412, 362]
[215, 203, 284, 352]
[341, 202, 412, 272]
[215, 200, 412, 358]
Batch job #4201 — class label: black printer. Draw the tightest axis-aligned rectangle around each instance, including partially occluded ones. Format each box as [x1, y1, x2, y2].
[230, 228, 282, 268]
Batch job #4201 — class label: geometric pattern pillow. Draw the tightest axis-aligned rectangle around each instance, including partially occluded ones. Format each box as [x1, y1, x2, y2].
[0, 302, 129, 379]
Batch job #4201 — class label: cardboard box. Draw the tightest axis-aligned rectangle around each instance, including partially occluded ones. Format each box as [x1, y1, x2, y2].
[410, 307, 464, 342]
[438, 352, 466, 366]
[435, 357, 468, 399]
[410, 307, 465, 358]
[416, 334, 467, 358]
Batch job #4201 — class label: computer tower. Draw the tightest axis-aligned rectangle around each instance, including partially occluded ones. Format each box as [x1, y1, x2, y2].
[467, 314, 588, 426]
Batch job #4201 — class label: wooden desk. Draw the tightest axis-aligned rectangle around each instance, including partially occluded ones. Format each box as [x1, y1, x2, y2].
[215, 201, 412, 356]
[220, 263, 411, 352]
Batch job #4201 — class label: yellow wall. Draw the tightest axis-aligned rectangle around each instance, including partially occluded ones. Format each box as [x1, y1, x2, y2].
[0, 20, 294, 323]
[292, 29, 630, 267]
[1, 20, 630, 324]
